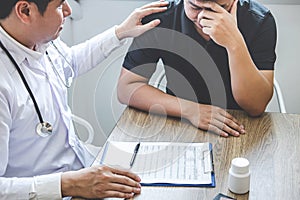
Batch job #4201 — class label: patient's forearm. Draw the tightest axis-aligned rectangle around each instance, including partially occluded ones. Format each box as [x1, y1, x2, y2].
[118, 82, 195, 119]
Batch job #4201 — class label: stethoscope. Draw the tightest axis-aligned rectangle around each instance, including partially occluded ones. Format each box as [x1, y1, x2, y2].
[0, 40, 74, 137]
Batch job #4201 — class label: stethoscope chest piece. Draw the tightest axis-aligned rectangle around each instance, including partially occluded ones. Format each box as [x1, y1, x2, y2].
[36, 122, 53, 137]
[0, 40, 69, 137]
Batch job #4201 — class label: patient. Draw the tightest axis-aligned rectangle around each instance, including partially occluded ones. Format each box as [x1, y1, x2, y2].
[117, 0, 277, 137]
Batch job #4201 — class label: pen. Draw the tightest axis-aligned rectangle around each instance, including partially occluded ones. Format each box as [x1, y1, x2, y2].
[130, 142, 140, 167]
[210, 149, 215, 173]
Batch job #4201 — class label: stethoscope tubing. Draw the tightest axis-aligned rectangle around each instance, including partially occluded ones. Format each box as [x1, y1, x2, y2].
[0, 41, 44, 124]
[0, 40, 75, 137]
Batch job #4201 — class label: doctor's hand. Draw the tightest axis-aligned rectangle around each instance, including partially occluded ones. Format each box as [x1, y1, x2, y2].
[61, 165, 141, 199]
[115, 0, 169, 40]
[184, 102, 245, 137]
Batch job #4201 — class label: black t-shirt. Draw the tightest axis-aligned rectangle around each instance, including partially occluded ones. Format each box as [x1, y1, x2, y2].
[123, 0, 277, 109]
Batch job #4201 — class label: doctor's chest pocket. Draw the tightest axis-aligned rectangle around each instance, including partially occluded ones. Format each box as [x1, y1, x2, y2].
[10, 92, 38, 136]
[9, 76, 53, 134]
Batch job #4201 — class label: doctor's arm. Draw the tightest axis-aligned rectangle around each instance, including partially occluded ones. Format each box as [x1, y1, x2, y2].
[0, 136, 140, 199]
[0, 99, 140, 199]
[67, 1, 168, 76]
[115, 1, 169, 40]
[0, 168, 141, 199]
[0, 174, 63, 199]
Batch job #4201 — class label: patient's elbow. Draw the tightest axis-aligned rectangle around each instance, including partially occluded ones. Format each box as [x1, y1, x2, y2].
[117, 83, 129, 105]
[243, 103, 266, 117]
[235, 96, 267, 117]
[247, 108, 265, 117]
[117, 93, 128, 105]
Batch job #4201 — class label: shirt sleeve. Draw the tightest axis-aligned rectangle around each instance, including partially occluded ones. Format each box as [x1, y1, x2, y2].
[0, 173, 62, 200]
[0, 84, 11, 176]
[33, 173, 62, 199]
[249, 12, 277, 70]
[69, 26, 129, 76]
[122, 29, 161, 79]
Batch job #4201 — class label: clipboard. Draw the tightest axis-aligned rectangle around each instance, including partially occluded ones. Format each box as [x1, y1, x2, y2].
[100, 141, 215, 187]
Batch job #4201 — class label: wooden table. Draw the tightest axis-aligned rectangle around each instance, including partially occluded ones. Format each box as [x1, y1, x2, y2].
[92, 107, 300, 200]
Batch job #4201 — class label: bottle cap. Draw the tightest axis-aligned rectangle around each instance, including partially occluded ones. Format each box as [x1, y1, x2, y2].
[231, 157, 249, 174]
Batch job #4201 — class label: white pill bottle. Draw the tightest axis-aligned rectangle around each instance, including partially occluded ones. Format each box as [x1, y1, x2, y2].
[228, 157, 250, 194]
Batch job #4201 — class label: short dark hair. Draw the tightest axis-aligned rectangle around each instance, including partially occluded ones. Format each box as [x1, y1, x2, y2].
[0, 0, 53, 20]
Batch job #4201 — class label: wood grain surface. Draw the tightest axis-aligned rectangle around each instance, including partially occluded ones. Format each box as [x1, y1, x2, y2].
[76, 107, 300, 200]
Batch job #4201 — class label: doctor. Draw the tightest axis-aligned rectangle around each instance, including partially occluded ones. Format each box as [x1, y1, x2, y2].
[0, 0, 168, 199]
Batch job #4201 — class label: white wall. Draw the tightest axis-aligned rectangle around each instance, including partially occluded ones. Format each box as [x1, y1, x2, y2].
[266, 5, 300, 114]
[61, 0, 300, 146]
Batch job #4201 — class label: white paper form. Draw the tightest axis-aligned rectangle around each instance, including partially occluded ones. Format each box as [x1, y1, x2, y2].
[101, 141, 214, 186]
